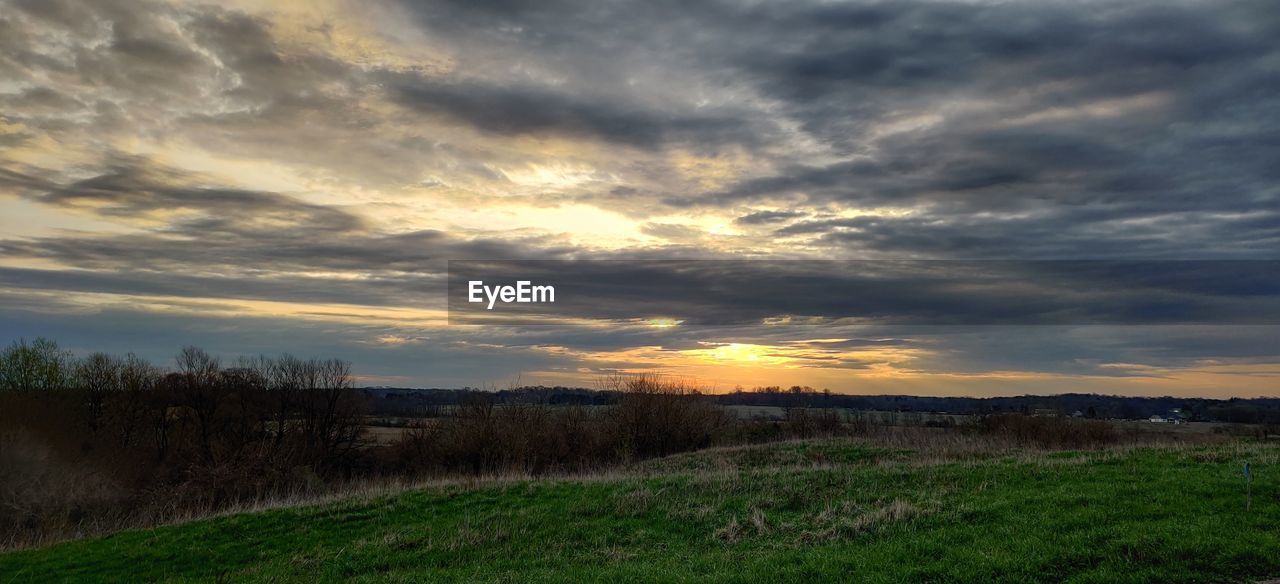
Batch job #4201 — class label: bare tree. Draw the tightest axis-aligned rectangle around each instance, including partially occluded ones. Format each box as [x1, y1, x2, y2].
[302, 358, 364, 470]
[224, 358, 270, 455]
[0, 338, 72, 393]
[269, 354, 307, 448]
[173, 346, 222, 462]
[109, 353, 158, 449]
[75, 352, 121, 432]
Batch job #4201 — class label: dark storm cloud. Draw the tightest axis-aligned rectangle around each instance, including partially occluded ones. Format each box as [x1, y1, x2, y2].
[18, 156, 361, 231]
[10, 0, 97, 33]
[184, 8, 355, 102]
[478, 0, 1278, 258]
[866, 325, 1280, 377]
[739, 1, 1266, 100]
[388, 76, 756, 150]
[0, 86, 83, 112]
[734, 210, 804, 226]
[774, 208, 1280, 259]
[384, 0, 786, 153]
[0, 265, 415, 307]
[0, 227, 555, 278]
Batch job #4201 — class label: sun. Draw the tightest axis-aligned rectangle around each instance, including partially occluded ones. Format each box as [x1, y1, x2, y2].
[697, 343, 777, 364]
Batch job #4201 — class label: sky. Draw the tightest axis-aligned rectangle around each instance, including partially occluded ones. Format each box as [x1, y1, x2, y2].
[0, 0, 1277, 396]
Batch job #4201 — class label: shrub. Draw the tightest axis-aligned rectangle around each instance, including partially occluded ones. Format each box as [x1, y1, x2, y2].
[968, 413, 1121, 449]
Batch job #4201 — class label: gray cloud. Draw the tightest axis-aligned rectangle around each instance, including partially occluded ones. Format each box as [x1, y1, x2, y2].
[735, 210, 804, 225]
[0, 156, 572, 306]
[21, 155, 361, 231]
[3, 0, 1279, 390]
[388, 75, 758, 151]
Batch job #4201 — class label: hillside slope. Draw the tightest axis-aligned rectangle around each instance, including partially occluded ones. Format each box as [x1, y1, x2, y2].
[2, 440, 1278, 582]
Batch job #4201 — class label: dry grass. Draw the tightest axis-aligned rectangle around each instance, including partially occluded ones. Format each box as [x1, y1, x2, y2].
[799, 499, 926, 543]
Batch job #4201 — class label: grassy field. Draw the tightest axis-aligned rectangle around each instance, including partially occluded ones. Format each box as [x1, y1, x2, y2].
[2, 438, 1278, 583]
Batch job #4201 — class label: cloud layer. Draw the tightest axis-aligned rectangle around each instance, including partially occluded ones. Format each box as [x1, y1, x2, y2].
[1, 0, 1277, 393]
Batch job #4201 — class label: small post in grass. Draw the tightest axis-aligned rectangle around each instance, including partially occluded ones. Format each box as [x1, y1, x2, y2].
[1244, 462, 1252, 511]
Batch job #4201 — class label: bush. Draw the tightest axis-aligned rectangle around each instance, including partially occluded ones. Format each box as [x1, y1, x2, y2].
[968, 413, 1121, 449]
[782, 408, 846, 439]
[391, 375, 734, 476]
[605, 374, 731, 459]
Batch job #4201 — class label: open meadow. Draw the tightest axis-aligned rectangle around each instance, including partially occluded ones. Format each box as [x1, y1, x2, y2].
[3, 432, 1277, 583]
[4, 342, 1278, 582]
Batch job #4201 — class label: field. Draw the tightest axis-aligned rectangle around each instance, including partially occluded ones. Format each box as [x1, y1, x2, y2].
[3, 437, 1278, 582]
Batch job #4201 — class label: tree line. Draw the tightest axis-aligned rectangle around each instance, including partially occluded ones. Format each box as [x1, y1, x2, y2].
[0, 338, 771, 548]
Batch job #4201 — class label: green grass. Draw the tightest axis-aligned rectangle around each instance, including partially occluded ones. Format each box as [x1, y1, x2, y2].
[3, 439, 1278, 582]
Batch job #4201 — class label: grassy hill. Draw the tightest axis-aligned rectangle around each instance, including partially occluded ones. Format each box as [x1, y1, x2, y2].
[2, 439, 1278, 582]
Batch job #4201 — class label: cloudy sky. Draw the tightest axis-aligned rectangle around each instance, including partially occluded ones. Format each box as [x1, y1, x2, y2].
[1, 0, 1277, 395]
